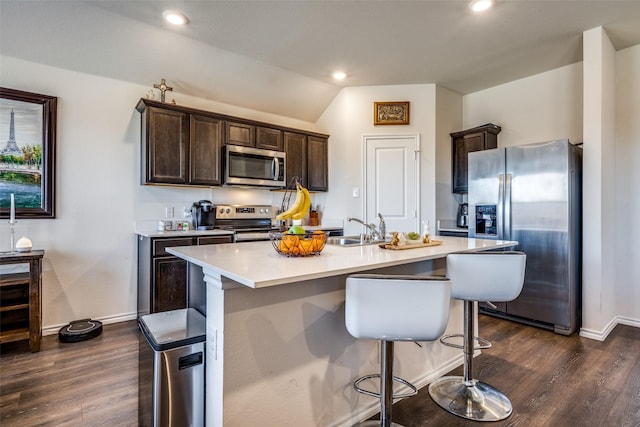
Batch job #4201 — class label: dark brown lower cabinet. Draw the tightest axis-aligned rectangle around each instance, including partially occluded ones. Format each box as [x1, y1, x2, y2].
[137, 234, 233, 316]
[152, 257, 188, 313]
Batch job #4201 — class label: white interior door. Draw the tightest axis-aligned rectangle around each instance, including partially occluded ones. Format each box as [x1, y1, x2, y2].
[364, 134, 420, 235]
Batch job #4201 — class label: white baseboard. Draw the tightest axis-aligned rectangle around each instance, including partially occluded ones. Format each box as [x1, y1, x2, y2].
[42, 312, 138, 336]
[579, 315, 640, 341]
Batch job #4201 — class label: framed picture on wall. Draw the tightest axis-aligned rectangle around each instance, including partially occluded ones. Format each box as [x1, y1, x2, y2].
[0, 88, 57, 219]
[373, 101, 410, 125]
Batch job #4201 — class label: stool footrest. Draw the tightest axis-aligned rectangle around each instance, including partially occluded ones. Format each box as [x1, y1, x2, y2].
[354, 374, 418, 399]
[439, 333, 492, 350]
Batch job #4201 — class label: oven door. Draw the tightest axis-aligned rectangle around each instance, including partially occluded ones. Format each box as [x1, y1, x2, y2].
[224, 145, 286, 188]
[234, 230, 272, 242]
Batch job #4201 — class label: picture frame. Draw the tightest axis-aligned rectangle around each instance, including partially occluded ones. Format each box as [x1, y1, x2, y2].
[0, 88, 57, 219]
[373, 101, 410, 125]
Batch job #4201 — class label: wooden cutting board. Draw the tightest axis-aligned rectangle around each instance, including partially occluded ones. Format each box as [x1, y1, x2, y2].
[378, 240, 443, 250]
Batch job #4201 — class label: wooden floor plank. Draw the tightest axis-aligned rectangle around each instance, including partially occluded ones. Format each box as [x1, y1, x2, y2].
[1, 316, 640, 426]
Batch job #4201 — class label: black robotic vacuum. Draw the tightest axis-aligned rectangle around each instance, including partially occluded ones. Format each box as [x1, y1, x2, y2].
[58, 318, 103, 343]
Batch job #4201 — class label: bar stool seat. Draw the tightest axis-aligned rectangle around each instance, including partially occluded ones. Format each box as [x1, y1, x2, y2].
[428, 251, 526, 422]
[346, 274, 452, 427]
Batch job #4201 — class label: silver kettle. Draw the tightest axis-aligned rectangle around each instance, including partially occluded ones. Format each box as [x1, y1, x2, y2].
[456, 203, 469, 228]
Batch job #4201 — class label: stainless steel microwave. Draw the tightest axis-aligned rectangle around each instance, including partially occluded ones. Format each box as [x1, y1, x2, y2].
[224, 145, 286, 188]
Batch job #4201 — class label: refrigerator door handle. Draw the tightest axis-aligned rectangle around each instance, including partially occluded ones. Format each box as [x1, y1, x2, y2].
[497, 174, 505, 240]
[505, 173, 512, 240]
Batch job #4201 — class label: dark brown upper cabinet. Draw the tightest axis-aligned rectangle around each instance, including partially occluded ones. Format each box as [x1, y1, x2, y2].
[137, 99, 223, 186]
[226, 121, 283, 151]
[451, 123, 501, 193]
[306, 135, 328, 192]
[256, 126, 283, 151]
[284, 132, 328, 192]
[190, 114, 223, 185]
[284, 132, 308, 188]
[226, 121, 255, 147]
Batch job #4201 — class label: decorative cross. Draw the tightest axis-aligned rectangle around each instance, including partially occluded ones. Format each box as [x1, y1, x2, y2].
[153, 79, 173, 103]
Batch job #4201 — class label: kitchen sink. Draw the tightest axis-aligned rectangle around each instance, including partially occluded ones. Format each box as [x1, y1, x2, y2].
[326, 235, 385, 247]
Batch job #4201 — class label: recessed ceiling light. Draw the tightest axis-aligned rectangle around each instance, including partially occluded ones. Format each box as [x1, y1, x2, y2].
[163, 10, 189, 25]
[332, 71, 347, 81]
[471, 0, 493, 12]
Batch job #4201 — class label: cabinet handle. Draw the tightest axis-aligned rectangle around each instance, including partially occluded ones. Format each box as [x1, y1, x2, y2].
[272, 157, 279, 180]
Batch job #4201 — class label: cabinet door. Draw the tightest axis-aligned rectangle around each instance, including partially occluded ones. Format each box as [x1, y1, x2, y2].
[284, 132, 307, 188]
[226, 122, 255, 147]
[190, 114, 223, 185]
[145, 107, 189, 184]
[256, 127, 283, 151]
[306, 136, 328, 191]
[153, 257, 187, 313]
[452, 132, 485, 193]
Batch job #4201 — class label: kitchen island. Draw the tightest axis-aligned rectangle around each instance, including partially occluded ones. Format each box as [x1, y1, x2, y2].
[168, 236, 517, 426]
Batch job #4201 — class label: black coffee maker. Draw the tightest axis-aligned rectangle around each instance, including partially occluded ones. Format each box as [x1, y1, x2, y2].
[191, 200, 216, 230]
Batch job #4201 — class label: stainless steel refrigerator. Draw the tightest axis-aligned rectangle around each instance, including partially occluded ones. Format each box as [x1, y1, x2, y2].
[468, 139, 582, 335]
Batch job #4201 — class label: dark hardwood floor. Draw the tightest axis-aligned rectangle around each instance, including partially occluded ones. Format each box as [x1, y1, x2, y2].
[1, 321, 139, 427]
[1, 315, 639, 426]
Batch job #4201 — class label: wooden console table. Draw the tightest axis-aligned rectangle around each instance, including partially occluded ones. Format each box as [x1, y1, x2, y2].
[0, 250, 44, 352]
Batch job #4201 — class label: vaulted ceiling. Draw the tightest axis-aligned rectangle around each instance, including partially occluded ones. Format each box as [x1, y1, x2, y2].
[2, 1, 640, 122]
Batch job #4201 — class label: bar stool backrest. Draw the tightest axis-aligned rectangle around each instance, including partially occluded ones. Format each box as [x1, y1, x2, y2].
[345, 274, 451, 341]
[446, 251, 526, 302]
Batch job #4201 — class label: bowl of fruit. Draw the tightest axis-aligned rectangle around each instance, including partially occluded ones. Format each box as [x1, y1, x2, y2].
[405, 232, 423, 244]
[270, 226, 327, 257]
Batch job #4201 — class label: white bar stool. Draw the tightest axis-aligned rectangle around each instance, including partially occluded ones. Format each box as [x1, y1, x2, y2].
[346, 274, 452, 427]
[428, 251, 526, 422]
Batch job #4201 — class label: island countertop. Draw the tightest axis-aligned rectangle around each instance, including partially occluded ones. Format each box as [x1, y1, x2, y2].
[167, 236, 517, 289]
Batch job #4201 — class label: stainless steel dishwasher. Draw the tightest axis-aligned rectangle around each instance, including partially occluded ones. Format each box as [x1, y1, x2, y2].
[139, 308, 206, 427]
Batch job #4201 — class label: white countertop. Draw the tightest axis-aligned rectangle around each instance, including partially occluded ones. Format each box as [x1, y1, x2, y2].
[167, 236, 517, 289]
[437, 219, 469, 233]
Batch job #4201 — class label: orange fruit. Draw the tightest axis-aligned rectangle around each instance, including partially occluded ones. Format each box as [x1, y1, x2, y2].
[289, 244, 300, 256]
[299, 238, 314, 255]
[278, 240, 290, 254]
[311, 232, 326, 252]
[282, 234, 300, 250]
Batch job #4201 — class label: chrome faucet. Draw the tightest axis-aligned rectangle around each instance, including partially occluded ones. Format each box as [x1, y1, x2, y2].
[347, 216, 383, 241]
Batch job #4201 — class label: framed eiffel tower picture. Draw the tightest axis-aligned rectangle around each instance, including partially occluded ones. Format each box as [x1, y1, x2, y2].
[0, 88, 57, 219]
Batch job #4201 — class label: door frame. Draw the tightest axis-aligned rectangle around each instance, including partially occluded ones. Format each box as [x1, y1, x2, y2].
[362, 134, 421, 231]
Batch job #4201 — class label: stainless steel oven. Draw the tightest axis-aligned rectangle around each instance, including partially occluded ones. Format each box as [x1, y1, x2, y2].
[215, 205, 277, 242]
[224, 145, 286, 188]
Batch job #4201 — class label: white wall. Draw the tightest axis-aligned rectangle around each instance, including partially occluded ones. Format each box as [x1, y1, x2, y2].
[463, 62, 583, 146]
[615, 44, 640, 323]
[582, 27, 618, 338]
[317, 84, 438, 236]
[435, 86, 463, 222]
[0, 55, 322, 332]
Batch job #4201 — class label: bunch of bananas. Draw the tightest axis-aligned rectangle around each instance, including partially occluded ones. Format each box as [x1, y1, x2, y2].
[276, 182, 311, 220]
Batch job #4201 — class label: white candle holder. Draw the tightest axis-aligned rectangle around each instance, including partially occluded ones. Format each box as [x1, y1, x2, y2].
[8, 220, 17, 253]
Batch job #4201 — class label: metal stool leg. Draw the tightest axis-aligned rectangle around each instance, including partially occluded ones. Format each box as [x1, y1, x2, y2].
[428, 301, 512, 421]
[353, 341, 406, 427]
